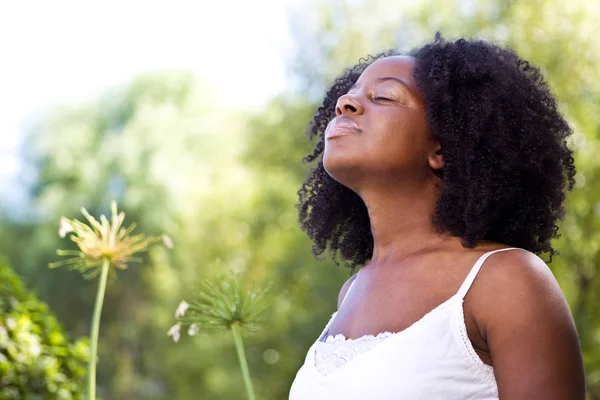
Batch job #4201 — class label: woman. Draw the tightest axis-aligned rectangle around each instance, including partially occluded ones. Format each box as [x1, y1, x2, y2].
[289, 35, 585, 399]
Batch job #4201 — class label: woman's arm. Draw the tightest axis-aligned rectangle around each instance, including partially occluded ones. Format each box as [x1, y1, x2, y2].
[478, 250, 586, 399]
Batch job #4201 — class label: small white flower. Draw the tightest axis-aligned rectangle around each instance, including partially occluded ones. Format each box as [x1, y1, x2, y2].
[58, 218, 74, 238]
[162, 234, 174, 249]
[167, 323, 181, 343]
[175, 300, 189, 319]
[188, 323, 199, 336]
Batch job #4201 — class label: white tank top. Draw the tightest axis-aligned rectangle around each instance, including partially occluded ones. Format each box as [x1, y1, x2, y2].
[289, 247, 520, 399]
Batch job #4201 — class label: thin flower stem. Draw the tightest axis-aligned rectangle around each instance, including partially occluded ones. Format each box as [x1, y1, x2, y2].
[230, 322, 256, 400]
[88, 258, 110, 400]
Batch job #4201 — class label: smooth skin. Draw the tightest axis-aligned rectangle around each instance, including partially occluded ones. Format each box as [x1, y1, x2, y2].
[324, 56, 585, 399]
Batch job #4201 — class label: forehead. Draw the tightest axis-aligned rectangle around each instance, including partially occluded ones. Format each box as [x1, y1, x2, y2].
[357, 55, 416, 85]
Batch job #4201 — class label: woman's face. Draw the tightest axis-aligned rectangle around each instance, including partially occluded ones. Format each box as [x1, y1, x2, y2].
[323, 56, 440, 192]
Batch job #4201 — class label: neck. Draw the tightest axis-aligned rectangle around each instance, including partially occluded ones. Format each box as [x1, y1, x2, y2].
[359, 179, 448, 267]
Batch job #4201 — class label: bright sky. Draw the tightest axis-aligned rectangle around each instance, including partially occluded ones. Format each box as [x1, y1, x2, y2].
[0, 0, 293, 202]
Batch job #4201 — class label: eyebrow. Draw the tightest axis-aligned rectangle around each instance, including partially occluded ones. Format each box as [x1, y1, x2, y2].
[349, 76, 413, 93]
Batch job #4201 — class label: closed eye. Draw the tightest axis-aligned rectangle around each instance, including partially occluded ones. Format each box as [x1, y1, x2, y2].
[373, 96, 395, 102]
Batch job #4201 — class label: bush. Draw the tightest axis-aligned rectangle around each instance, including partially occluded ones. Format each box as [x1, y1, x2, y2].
[0, 259, 88, 400]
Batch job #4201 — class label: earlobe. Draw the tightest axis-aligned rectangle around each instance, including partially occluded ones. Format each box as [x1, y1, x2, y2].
[429, 146, 444, 170]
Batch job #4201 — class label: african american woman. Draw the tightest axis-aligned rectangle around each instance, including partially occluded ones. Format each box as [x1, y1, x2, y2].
[289, 34, 585, 399]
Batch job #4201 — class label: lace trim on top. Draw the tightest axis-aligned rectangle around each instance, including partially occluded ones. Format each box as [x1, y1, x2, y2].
[314, 325, 396, 375]
[313, 296, 457, 376]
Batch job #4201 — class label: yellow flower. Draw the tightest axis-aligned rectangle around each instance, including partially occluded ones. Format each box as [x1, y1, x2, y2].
[49, 201, 170, 279]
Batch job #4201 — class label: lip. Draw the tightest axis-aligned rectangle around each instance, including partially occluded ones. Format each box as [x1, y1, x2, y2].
[325, 117, 361, 139]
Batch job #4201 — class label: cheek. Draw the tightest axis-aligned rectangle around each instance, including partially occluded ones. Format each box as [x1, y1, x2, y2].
[366, 114, 430, 166]
[370, 114, 412, 147]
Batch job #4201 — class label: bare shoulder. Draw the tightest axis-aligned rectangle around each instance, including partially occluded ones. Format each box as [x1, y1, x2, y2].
[337, 273, 359, 310]
[472, 248, 586, 399]
[473, 248, 569, 324]
[474, 248, 563, 306]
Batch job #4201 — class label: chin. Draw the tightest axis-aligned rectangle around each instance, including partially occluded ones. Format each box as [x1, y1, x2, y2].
[323, 152, 365, 191]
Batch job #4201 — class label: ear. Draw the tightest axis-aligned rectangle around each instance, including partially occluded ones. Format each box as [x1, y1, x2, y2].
[428, 143, 444, 171]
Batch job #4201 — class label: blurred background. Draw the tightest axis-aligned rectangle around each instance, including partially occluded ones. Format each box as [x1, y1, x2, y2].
[0, 0, 599, 399]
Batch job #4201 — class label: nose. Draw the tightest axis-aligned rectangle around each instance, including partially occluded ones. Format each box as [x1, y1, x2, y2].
[335, 93, 364, 116]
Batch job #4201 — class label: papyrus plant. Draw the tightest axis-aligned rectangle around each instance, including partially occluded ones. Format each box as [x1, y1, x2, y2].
[50, 201, 172, 400]
[168, 273, 272, 400]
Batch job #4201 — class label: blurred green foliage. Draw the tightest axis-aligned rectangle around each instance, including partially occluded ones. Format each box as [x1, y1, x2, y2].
[0, 259, 88, 399]
[0, 0, 599, 399]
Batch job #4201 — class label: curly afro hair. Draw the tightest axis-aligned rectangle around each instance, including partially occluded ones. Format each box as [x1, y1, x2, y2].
[297, 34, 576, 268]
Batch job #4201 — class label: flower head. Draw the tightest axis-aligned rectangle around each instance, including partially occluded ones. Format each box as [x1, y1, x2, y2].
[175, 300, 189, 319]
[170, 273, 272, 341]
[187, 324, 199, 336]
[49, 201, 171, 279]
[167, 323, 182, 343]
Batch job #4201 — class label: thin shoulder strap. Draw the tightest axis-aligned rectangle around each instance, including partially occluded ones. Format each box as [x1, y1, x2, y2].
[456, 247, 521, 299]
[340, 275, 358, 308]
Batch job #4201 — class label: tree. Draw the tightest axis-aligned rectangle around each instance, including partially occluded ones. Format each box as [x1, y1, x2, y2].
[0, 259, 88, 399]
